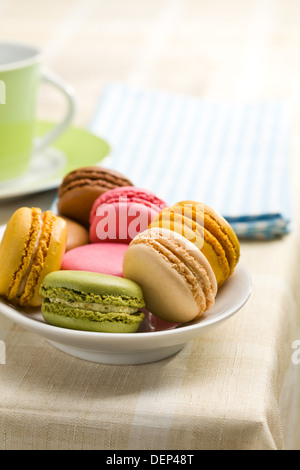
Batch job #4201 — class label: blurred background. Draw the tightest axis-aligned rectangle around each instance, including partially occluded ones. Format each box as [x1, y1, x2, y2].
[1, 1, 299, 451]
[0, 0, 299, 129]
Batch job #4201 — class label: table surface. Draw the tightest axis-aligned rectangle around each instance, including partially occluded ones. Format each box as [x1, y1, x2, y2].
[1, 0, 300, 451]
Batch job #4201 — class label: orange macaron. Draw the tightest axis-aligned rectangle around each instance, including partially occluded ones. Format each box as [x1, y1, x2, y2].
[0, 207, 67, 307]
[150, 201, 240, 287]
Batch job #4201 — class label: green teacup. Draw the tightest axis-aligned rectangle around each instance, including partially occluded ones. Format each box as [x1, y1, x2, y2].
[0, 41, 75, 183]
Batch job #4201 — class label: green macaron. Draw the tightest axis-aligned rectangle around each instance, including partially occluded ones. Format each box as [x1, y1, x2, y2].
[39, 270, 145, 333]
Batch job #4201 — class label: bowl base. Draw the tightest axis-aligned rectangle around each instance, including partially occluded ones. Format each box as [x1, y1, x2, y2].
[48, 340, 185, 365]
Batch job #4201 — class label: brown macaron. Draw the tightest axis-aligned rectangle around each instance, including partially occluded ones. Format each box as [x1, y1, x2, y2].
[57, 166, 134, 227]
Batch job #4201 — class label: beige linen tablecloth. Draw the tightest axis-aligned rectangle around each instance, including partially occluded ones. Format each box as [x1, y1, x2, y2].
[1, 0, 300, 451]
[0, 186, 300, 450]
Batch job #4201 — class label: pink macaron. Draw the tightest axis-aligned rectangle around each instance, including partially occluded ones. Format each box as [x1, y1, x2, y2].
[61, 243, 128, 277]
[89, 186, 167, 244]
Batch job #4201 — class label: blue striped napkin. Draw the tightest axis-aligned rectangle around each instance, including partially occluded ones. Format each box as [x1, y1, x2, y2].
[90, 82, 292, 239]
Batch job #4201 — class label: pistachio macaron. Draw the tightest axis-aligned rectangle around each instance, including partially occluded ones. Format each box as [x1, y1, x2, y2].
[40, 270, 145, 333]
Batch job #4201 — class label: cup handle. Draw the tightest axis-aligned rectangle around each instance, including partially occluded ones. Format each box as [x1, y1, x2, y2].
[34, 66, 75, 154]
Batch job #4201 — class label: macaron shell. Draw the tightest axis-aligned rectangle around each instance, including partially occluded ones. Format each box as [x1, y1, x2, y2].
[125, 227, 217, 320]
[89, 186, 167, 243]
[0, 207, 40, 298]
[172, 203, 231, 286]
[61, 243, 128, 277]
[22, 213, 67, 307]
[41, 308, 143, 333]
[123, 242, 200, 323]
[90, 186, 167, 222]
[175, 201, 240, 278]
[90, 202, 160, 244]
[150, 210, 230, 286]
[9, 208, 43, 302]
[58, 166, 134, 227]
[42, 270, 145, 300]
[57, 185, 106, 228]
[58, 166, 133, 198]
[0, 209, 67, 307]
[149, 226, 218, 300]
[202, 203, 240, 273]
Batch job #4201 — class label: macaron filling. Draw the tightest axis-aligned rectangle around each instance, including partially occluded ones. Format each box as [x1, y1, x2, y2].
[18, 211, 57, 306]
[17, 218, 44, 298]
[40, 286, 145, 313]
[58, 168, 133, 198]
[45, 297, 139, 314]
[9, 207, 43, 301]
[201, 209, 240, 275]
[7, 208, 59, 307]
[42, 302, 143, 321]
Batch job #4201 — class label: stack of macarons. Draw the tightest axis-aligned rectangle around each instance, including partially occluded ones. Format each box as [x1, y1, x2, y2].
[149, 201, 240, 287]
[0, 165, 241, 334]
[0, 166, 167, 333]
[57, 166, 134, 227]
[123, 202, 240, 323]
[60, 170, 168, 277]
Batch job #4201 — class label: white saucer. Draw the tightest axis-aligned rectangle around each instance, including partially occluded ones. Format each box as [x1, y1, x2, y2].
[0, 262, 251, 365]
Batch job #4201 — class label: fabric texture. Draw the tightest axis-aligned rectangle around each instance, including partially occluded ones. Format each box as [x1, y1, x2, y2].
[90, 83, 292, 239]
[1, 220, 300, 449]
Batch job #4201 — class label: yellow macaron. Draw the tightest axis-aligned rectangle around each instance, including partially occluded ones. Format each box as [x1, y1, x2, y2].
[150, 201, 240, 286]
[0, 207, 67, 307]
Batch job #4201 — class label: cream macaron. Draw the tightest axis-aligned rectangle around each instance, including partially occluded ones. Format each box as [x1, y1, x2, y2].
[123, 227, 217, 324]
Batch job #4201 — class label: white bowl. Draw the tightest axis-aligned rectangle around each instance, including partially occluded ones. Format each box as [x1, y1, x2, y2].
[0, 262, 251, 364]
